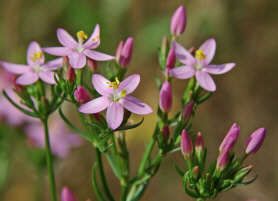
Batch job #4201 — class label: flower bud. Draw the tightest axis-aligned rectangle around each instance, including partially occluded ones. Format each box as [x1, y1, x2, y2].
[74, 86, 90, 104]
[61, 187, 77, 201]
[117, 37, 134, 67]
[219, 123, 240, 152]
[195, 132, 204, 155]
[171, 6, 187, 36]
[165, 47, 176, 72]
[182, 101, 194, 121]
[216, 150, 230, 172]
[159, 81, 172, 112]
[245, 128, 266, 154]
[161, 124, 170, 140]
[180, 129, 193, 157]
[233, 165, 253, 183]
[93, 113, 102, 122]
[66, 66, 76, 83]
[161, 36, 168, 57]
[192, 165, 200, 179]
[88, 59, 98, 72]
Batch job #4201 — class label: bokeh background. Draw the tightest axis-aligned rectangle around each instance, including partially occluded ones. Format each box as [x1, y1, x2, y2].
[0, 0, 277, 201]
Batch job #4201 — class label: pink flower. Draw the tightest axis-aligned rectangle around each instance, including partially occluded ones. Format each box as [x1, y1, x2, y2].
[0, 41, 63, 85]
[245, 128, 266, 154]
[180, 129, 193, 156]
[219, 123, 240, 152]
[115, 37, 134, 67]
[171, 6, 187, 36]
[79, 74, 153, 130]
[61, 187, 78, 201]
[43, 25, 114, 69]
[25, 118, 83, 158]
[170, 39, 236, 91]
[159, 81, 172, 112]
[74, 86, 90, 104]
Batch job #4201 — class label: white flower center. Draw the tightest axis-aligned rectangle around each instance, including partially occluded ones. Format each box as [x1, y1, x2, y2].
[32, 65, 43, 73]
[110, 90, 127, 102]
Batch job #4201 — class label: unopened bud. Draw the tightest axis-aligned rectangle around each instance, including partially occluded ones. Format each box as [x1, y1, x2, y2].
[216, 150, 230, 172]
[182, 101, 194, 121]
[165, 47, 176, 73]
[74, 86, 90, 104]
[61, 187, 77, 201]
[180, 129, 193, 157]
[66, 66, 76, 83]
[192, 166, 200, 179]
[161, 124, 170, 140]
[88, 59, 98, 72]
[116, 37, 134, 67]
[245, 128, 266, 154]
[195, 132, 204, 156]
[233, 165, 253, 182]
[219, 123, 240, 152]
[159, 81, 172, 112]
[171, 6, 187, 36]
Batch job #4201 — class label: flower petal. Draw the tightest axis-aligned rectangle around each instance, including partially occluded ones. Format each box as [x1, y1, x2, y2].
[44, 58, 63, 70]
[173, 42, 195, 65]
[118, 74, 140, 95]
[83, 24, 100, 49]
[204, 63, 235, 75]
[92, 74, 113, 96]
[169, 66, 195, 79]
[0, 61, 29, 74]
[121, 96, 153, 115]
[79, 96, 110, 114]
[106, 102, 124, 130]
[57, 28, 78, 48]
[27, 41, 45, 65]
[16, 72, 39, 85]
[195, 71, 216, 92]
[83, 49, 114, 61]
[43, 47, 72, 56]
[199, 38, 216, 65]
[68, 52, 86, 69]
[39, 71, 56, 84]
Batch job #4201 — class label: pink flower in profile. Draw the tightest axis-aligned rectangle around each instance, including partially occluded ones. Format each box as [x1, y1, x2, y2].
[0, 41, 63, 85]
[43, 25, 114, 69]
[171, 5, 187, 36]
[25, 118, 83, 158]
[170, 39, 236, 91]
[79, 74, 153, 130]
[245, 128, 266, 154]
[115, 37, 134, 67]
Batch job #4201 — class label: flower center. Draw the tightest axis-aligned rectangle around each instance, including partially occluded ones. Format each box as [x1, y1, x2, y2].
[30, 51, 42, 62]
[111, 89, 127, 102]
[107, 77, 120, 89]
[195, 49, 206, 61]
[77, 30, 88, 43]
[32, 65, 43, 73]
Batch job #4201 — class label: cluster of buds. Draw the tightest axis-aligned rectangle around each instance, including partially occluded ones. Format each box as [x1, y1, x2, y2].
[179, 123, 266, 199]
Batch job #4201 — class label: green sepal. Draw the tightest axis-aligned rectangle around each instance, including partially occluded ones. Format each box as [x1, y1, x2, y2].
[115, 118, 144, 131]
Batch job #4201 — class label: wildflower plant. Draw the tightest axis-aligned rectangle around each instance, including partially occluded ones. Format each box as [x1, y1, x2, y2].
[0, 4, 266, 201]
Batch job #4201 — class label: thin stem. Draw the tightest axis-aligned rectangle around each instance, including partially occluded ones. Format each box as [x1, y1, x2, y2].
[43, 119, 57, 201]
[95, 149, 115, 201]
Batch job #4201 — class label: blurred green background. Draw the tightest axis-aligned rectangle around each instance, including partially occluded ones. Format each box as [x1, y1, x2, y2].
[0, 0, 277, 200]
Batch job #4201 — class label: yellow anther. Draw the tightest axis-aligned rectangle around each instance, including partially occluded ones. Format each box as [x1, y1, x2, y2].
[195, 49, 206, 61]
[107, 77, 120, 89]
[120, 90, 127, 97]
[30, 51, 42, 62]
[77, 30, 88, 42]
[92, 35, 100, 41]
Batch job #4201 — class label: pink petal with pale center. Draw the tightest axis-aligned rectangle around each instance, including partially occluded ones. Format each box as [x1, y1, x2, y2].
[16, 72, 39, 85]
[43, 47, 72, 57]
[39, 71, 56, 84]
[106, 102, 124, 130]
[68, 52, 87, 69]
[118, 74, 140, 95]
[44, 58, 64, 70]
[57, 28, 78, 48]
[83, 24, 100, 49]
[79, 96, 110, 114]
[84, 49, 115, 61]
[121, 95, 153, 115]
[199, 38, 216, 65]
[92, 74, 113, 96]
[170, 65, 195, 79]
[204, 63, 235, 75]
[0, 61, 29, 74]
[195, 70, 216, 92]
[173, 42, 195, 66]
[27, 41, 45, 66]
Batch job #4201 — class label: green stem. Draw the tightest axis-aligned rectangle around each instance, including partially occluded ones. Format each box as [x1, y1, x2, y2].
[95, 149, 115, 201]
[121, 184, 129, 201]
[43, 119, 57, 201]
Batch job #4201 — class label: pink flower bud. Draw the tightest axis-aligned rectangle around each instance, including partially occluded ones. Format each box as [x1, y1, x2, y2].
[195, 132, 204, 154]
[180, 129, 193, 156]
[61, 187, 78, 201]
[74, 86, 90, 104]
[161, 124, 170, 139]
[245, 128, 266, 154]
[117, 37, 134, 67]
[182, 101, 194, 121]
[171, 6, 187, 36]
[159, 81, 172, 112]
[216, 150, 230, 171]
[165, 47, 176, 72]
[219, 123, 240, 152]
[193, 166, 200, 178]
[88, 59, 98, 72]
[66, 66, 76, 83]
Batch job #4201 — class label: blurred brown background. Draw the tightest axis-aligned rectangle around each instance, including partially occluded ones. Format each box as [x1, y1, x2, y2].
[0, 0, 277, 201]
